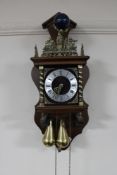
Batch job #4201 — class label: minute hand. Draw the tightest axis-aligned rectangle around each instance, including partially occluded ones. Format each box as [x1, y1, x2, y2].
[54, 84, 64, 94]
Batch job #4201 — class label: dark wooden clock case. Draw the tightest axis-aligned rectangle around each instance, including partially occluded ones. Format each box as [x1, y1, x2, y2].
[31, 56, 89, 143]
[30, 13, 90, 149]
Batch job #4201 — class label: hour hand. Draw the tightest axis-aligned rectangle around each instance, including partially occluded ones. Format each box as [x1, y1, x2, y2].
[54, 84, 64, 94]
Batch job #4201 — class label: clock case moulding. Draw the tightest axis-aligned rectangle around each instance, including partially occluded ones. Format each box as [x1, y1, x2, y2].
[30, 12, 90, 150]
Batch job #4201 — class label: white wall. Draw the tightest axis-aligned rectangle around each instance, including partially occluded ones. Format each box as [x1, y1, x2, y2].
[0, 1, 117, 175]
[0, 0, 117, 23]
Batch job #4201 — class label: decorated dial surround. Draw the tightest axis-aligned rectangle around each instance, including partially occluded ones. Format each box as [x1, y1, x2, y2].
[44, 69, 78, 103]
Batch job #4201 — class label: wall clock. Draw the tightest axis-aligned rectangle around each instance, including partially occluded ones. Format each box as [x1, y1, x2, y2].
[31, 12, 90, 151]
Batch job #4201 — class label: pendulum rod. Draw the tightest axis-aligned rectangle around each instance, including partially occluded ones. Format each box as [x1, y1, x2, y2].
[55, 115, 58, 175]
[69, 113, 72, 175]
[54, 114, 72, 175]
[55, 146, 57, 175]
[69, 144, 71, 175]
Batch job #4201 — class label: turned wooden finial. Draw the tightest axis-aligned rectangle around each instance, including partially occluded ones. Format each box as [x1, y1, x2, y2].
[81, 44, 85, 56]
[34, 45, 39, 57]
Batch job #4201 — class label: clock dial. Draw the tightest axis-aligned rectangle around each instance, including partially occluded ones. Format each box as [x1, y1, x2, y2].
[44, 69, 78, 103]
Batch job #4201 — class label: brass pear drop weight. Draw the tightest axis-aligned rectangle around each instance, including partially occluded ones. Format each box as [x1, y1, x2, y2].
[42, 120, 55, 146]
[42, 119, 70, 149]
[56, 120, 70, 150]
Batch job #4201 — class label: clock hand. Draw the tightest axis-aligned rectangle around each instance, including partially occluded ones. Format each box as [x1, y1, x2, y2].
[54, 83, 64, 94]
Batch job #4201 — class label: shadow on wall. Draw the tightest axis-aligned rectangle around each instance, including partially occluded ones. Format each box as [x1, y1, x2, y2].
[72, 59, 116, 150]
[1, 57, 116, 151]
[0, 61, 44, 150]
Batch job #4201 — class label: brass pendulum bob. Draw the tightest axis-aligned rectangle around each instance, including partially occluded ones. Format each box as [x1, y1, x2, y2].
[56, 120, 70, 149]
[42, 120, 55, 146]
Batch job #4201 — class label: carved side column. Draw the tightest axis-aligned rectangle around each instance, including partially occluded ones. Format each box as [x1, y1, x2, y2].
[39, 66, 44, 105]
[78, 65, 84, 106]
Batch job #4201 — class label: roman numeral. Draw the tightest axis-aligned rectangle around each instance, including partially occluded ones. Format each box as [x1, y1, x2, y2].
[46, 84, 51, 87]
[70, 90, 74, 94]
[48, 90, 52, 94]
[71, 84, 77, 87]
[53, 72, 56, 77]
[70, 77, 74, 81]
[59, 70, 62, 76]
